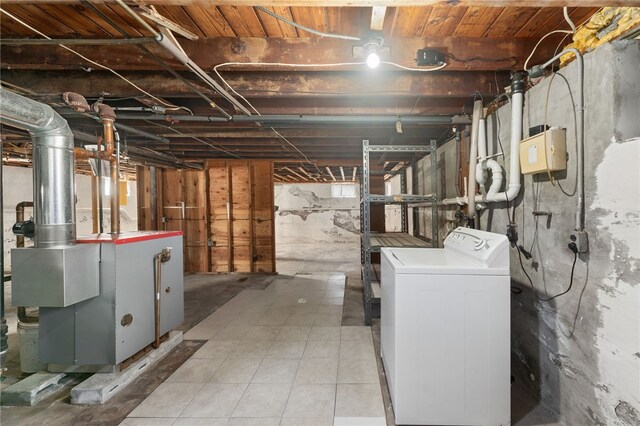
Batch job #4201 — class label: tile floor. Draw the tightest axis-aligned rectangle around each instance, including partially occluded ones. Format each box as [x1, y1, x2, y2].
[122, 273, 386, 426]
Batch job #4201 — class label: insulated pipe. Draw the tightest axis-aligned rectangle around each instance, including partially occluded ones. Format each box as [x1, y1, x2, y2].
[467, 100, 483, 221]
[0, 87, 76, 247]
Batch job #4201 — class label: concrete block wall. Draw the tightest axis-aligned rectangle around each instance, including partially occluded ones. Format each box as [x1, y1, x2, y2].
[416, 41, 639, 425]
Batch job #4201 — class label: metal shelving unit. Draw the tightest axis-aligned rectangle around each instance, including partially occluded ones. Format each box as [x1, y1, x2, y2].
[361, 139, 439, 325]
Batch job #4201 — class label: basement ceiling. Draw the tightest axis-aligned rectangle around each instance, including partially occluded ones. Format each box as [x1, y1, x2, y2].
[0, 1, 605, 180]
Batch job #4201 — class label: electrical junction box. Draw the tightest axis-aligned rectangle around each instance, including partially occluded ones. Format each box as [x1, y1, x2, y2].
[519, 127, 567, 175]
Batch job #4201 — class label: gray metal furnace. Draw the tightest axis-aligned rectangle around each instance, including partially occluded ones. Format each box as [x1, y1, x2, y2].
[33, 231, 184, 368]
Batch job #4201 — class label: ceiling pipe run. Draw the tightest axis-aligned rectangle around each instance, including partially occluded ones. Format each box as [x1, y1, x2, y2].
[0, 87, 76, 248]
[0, 37, 157, 46]
[115, 114, 455, 125]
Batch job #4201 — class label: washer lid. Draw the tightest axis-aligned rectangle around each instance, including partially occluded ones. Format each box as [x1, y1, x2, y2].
[381, 247, 509, 276]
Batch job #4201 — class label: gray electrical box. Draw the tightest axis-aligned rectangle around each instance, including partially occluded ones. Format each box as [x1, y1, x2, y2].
[11, 244, 100, 307]
[38, 232, 184, 367]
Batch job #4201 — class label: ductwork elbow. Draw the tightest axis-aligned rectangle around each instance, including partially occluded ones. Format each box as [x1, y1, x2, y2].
[0, 87, 76, 247]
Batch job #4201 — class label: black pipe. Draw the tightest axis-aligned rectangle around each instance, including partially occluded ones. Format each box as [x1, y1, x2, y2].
[0, 37, 157, 46]
[0, 137, 6, 361]
[115, 114, 454, 125]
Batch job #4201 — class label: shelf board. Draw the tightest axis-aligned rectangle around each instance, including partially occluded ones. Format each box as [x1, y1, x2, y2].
[365, 232, 431, 252]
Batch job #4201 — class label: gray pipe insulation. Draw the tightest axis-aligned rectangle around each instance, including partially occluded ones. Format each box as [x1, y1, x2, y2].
[0, 87, 76, 248]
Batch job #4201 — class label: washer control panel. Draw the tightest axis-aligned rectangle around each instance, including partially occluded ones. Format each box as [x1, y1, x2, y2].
[444, 227, 509, 268]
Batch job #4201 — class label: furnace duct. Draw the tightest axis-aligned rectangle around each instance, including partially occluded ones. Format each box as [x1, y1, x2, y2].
[0, 87, 76, 248]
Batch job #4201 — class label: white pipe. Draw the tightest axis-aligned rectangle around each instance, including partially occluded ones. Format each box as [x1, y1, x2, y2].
[467, 100, 483, 219]
[477, 118, 487, 161]
[484, 159, 504, 197]
[476, 118, 488, 185]
[442, 73, 525, 206]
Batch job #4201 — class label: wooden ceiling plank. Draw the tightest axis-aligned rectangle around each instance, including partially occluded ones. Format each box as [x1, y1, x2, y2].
[382, 6, 399, 37]
[453, 6, 505, 38]
[327, 7, 366, 38]
[290, 6, 328, 38]
[421, 5, 450, 37]
[370, 6, 387, 31]
[2, 4, 76, 37]
[271, 6, 299, 38]
[254, 6, 285, 37]
[1, 1, 631, 6]
[37, 4, 109, 37]
[514, 8, 558, 38]
[156, 6, 206, 39]
[183, 5, 222, 37]
[489, 7, 539, 38]
[191, 4, 236, 37]
[218, 6, 266, 38]
[102, 3, 148, 37]
[551, 7, 599, 32]
[435, 6, 468, 37]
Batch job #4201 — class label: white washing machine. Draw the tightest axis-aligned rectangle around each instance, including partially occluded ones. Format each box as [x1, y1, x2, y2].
[381, 227, 510, 426]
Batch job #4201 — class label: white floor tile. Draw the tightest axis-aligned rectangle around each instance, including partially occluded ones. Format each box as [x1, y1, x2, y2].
[333, 417, 386, 425]
[180, 383, 247, 418]
[251, 358, 300, 384]
[334, 384, 385, 418]
[166, 358, 225, 383]
[228, 340, 274, 358]
[285, 314, 316, 326]
[339, 340, 376, 360]
[192, 340, 241, 359]
[210, 357, 263, 383]
[227, 418, 281, 425]
[280, 418, 333, 426]
[294, 358, 338, 384]
[232, 383, 292, 417]
[313, 313, 342, 326]
[337, 356, 379, 384]
[303, 340, 340, 359]
[119, 418, 176, 426]
[243, 326, 282, 341]
[340, 327, 373, 342]
[173, 418, 228, 425]
[308, 326, 341, 341]
[276, 326, 312, 341]
[283, 384, 336, 418]
[266, 340, 307, 359]
[216, 325, 252, 340]
[128, 382, 204, 418]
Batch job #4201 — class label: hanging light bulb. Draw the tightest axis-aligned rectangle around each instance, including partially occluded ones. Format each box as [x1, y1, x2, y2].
[366, 51, 380, 69]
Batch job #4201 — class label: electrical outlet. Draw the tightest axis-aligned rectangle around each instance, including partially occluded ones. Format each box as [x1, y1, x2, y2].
[569, 231, 589, 254]
[576, 231, 589, 253]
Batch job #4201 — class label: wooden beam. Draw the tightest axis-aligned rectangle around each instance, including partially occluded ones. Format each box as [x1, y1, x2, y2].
[370, 7, 387, 31]
[0, 36, 548, 72]
[0, 1, 631, 7]
[2, 69, 509, 100]
[326, 167, 337, 181]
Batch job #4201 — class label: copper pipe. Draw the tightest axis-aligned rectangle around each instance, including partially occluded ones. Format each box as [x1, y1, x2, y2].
[15, 201, 33, 248]
[103, 120, 120, 235]
[91, 176, 99, 233]
[15, 201, 35, 323]
[153, 248, 172, 349]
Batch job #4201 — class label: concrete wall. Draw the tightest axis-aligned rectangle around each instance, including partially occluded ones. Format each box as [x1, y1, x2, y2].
[275, 183, 360, 244]
[2, 165, 138, 271]
[417, 41, 639, 425]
